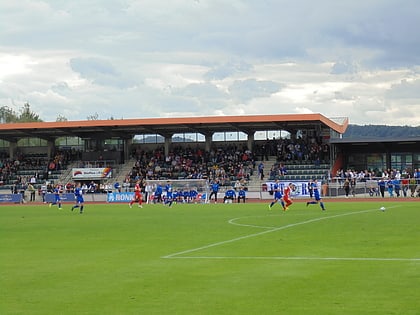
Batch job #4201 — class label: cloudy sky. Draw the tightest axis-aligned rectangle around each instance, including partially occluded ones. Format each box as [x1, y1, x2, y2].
[0, 0, 419, 126]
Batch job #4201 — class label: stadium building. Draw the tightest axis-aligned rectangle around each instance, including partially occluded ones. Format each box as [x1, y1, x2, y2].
[0, 113, 419, 200]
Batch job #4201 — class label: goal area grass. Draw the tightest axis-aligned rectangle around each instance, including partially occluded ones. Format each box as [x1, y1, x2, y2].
[1, 200, 419, 315]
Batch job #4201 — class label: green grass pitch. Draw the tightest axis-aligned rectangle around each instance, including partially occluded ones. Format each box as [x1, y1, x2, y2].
[1, 200, 419, 315]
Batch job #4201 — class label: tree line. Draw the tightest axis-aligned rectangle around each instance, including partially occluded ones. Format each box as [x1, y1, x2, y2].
[0, 103, 102, 123]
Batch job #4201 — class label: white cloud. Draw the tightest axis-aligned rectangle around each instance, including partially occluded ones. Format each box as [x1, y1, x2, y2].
[0, 0, 419, 126]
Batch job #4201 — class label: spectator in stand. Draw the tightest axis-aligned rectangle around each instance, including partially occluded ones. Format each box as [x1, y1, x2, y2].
[30, 174, 37, 185]
[114, 182, 121, 193]
[415, 168, 420, 184]
[258, 161, 264, 180]
[27, 183, 36, 202]
[393, 177, 401, 197]
[41, 183, 47, 202]
[234, 179, 242, 191]
[378, 177, 386, 198]
[350, 177, 356, 197]
[279, 163, 287, 176]
[409, 177, 417, 197]
[123, 177, 130, 192]
[401, 176, 409, 197]
[343, 178, 350, 198]
[387, 178, 394, 197]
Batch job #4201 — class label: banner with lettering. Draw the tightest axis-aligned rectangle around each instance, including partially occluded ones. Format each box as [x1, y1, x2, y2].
[265, 181, 321, 197]
[72, 168, 112, 180]
[107, 192, 134, 203]
[0, 194, 22, 203]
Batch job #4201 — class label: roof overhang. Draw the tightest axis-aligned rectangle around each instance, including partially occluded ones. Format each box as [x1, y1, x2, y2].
[0, 113, 348, 142]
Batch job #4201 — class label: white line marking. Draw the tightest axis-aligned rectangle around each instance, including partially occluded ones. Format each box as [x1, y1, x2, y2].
[167, 256, 420, 262]
[162, 207, 396, 259]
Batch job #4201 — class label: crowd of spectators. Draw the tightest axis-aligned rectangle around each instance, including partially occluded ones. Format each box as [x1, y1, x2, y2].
[0, 150, 71, 188]
[334, 168, 420, 182]
[333, 168, 420, 197]
[253, 136, 329, 164]
[126, 145, 256, 188]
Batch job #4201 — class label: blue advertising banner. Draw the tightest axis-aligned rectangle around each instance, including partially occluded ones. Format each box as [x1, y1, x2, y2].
[44, 193, 75, 203]
[0, 194, 23, 203]
[107, 192, 134, 203]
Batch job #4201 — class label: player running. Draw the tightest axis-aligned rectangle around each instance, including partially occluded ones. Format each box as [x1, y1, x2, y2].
[71, 183, 85, 214]
[129, 180, 143, 208]
[49, 184, 62, 209]
[282, 183, 296, 211]
[306, 179, 326, 211]
[164, 180, 173, 207]
[268, 179, 286, 211]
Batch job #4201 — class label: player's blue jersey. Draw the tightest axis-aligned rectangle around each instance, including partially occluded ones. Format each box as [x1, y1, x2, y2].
[272, 183, 283, 200]
[313, 187, 321, 200]
[225, 189, 236, 198]
[238, 189, 246, 197]
[190, 190, 198, 198]
[211, 183, 219, 192]
[155, 185, 162, 196]
[74, 187, 84, 203]
[74, 187, 82, 197]
[53, 187, 61, 201]
[165, 184, 173, 198]
[378, 179, 386, 188]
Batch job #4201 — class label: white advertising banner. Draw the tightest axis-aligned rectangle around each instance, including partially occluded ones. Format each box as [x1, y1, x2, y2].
[265, 180, 321, 197]
[72, 167, 112, 180]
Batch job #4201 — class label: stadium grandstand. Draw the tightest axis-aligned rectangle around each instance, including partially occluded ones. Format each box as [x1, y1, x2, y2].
[0, 113, 419, 203]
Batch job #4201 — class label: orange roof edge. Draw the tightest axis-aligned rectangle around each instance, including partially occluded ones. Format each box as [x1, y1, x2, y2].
[0, 113, 349, 134]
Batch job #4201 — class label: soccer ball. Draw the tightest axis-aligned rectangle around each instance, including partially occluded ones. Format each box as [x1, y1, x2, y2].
[380, 206, 386, 211]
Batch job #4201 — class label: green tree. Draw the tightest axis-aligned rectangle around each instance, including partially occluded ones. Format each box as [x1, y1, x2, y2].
[0, 105, 17, 123]
[19, 102, 42, 122]
[0, 103, 43, 123]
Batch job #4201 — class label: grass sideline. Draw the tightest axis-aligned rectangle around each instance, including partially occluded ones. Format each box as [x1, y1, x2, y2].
[1, 201, 419, 315]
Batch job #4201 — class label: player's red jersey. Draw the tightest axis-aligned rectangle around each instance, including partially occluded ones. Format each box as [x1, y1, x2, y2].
[283, 186, 291, 198]
[283, 185, 293, 207]
[134, 183, 142, 199]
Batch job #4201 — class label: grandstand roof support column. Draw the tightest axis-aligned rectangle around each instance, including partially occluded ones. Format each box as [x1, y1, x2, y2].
[124, 138, 132, 162]
[247, 133, 254, 151]
[47, 140, 55, 159]
[164, 136, 172, 156]
[205, 135, 212, 152]
[8, 140, 17, 159]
